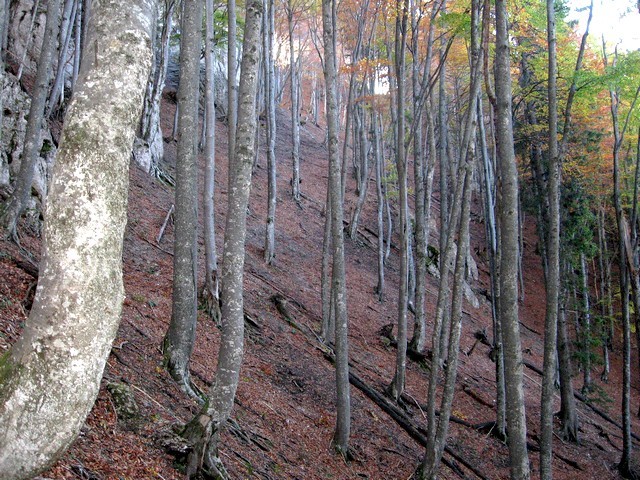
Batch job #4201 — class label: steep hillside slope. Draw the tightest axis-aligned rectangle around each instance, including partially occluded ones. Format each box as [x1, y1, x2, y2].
[0, 93, 637, 479]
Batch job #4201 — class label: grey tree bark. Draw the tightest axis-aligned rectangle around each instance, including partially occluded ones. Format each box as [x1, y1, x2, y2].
[323, 0, 350, 454]
[374, 111, 385, 302]
[495, 0, 530, 477]
[557, 283, 578, 442]
[184, 0, 263, 476]
[388, 0, 409, 403]
[540, 1, 560, 477]
[162, 0, 203, 401]
[420, 3, 481, 474]
[228, 0, 238, 181]
[47, 0, 78, 116]
[202, 0, 221, 324]
[138, 0, 174, 177]
[408, 0, 437, 353]
[287, 0, 301, 201]
[2, 0, 63, 241]
[605, 44, 637, 476]
[478, 92, 506, 438]
[0, 0, 155, 476]
[263, 0, 277, 264]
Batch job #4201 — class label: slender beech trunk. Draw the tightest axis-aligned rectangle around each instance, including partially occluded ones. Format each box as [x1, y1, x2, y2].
[557, 277, 578, 441]
[478, 93, 506, 438]
[580, 253, 593, 393]
[288, 0, 301, 201]
[349, 99, 371, 239]
[422, 159, 473, 480]
[374, 111, 385, 301]
[389, 0, 409, 402]
[606, 45, 636, 474]
[597, 206, 611, 382]
[495, 1, 530, 477]
[0, 0, 155, 475]
[228, 0, 237, 180]
[162, 0, 203, 401]
[2, 0, 63, 241]
[16, 0, 41, 82]
[420, 4, 482, 475]
[323, 0, 350, 454]
[409, 0, 436, 353]
[263, 0, 277, 264]
[138, 0, 174, 177]
[48, 0, 77, 116]
[437, 0, 448, 268]
[184, 1, 263, 476]
[202, 0, 221, 324]
[540, 1, 560, 476]
[320, 187, 334, 343]
[71, 0, 81, 88]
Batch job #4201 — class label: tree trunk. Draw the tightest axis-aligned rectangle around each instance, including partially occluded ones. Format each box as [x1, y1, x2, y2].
[137, 0, 174, 177]
[420, 3, 482, 474]
[557, 285, 579, 442]
[389, 0, 409, 402]
[495, 1, 530, 477]
[47, 0, 77, 116]
[408, 0, 435, 352]
[227, 0, 237, 182]
[2, 0, 63, 241]
[263, 0, 277, 264]
[202, 0, 221, 324]
[185, 1, 263, 476]
[287, 1, 301, 201]
[323, 0, 350, 454]
[373, 111, 385, 302]
[540, 1, 560, 476]
[162, 0, 203, 401]
[0, 1, 155, 476]
[478, 93, 506, 437]
[606, 48, 635, 474]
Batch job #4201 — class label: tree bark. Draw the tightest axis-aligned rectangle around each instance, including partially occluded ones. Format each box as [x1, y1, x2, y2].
[606, 45, 636, 475]
[185, 0, 263, 476]
[162, 0, 203, 401]
[557, 287, 578, 442]
[263, 0, 277, 264]
[202, 0, 221, 324]
[495, 1, 530, 477]
[540, 1, 560, 477]
[323, 0, 350, 454]
[288, 0, 301, 201]
[2, 0, 63, 241]
[227, 0, 237, 183]
[0, 1, 155, 476]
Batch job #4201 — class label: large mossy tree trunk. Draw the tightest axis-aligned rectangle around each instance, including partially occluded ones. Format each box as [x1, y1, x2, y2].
[0, 0, 155, 476]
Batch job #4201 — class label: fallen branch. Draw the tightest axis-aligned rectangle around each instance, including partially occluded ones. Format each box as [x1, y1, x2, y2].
[157, 204, 174, 243]
[344, 368, 489, 480]
[139, 235, 173, 256]
[523, 359, 640, 444]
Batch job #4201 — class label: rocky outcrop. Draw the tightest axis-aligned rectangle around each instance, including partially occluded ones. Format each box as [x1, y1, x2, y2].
[0, 71, 56, 209]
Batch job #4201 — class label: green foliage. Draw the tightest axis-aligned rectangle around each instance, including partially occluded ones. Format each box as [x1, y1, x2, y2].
[561, 178, 598, 264]
[581, 382, 613, 407]
[203, 8, 246, 47]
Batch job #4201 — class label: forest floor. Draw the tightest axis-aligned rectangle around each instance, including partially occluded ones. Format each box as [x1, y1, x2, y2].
[1, 91, 639, 479]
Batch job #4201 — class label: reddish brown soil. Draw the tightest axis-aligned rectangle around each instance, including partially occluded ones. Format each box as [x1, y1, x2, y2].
[1, 93, 639, 479]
